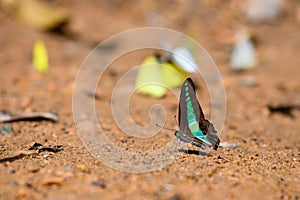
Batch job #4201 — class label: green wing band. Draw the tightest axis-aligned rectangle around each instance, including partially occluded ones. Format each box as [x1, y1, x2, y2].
[185, 86, 213, 146]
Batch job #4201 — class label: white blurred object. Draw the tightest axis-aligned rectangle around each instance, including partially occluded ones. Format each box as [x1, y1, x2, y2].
[219, 142, 238, 149]
[230, 28, 258, 71]
[239, 76, 257, 87]
[147, 12, 164, 26]
[244, 0, 283, 23]
[230, 40, 258, 71]
[172, 47, 197, 73]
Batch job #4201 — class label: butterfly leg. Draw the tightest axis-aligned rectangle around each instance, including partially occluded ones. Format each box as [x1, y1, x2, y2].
[172, 138, 180, 161]
[192, 144, 195, 152]
[173, 139, 187, 157]
[174, 138, 179, 152]
[185, 143, 191, 154]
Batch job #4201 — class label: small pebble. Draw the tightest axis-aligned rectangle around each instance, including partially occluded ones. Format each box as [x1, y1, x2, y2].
[0, 124, 14, 135]
[28, 166, 40, 173]
[163, 183, 175, 191]
[9, 180, 18, 186]
[115, 157, 122, 163]
[239, 76, 257, 87]
[25, 182, 33, 188]
[66, 164, 72, 170]
[76, 163, 91, 173]
[169, 194, 182, 200]
[91, 180, 107, 189]
[41, 176, 64, 186]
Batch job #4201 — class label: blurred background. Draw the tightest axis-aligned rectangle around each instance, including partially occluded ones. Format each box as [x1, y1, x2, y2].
[0, 0, 299, 199]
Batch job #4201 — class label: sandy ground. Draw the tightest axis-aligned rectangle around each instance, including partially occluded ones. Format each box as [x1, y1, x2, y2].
[0, 1, 299, 200]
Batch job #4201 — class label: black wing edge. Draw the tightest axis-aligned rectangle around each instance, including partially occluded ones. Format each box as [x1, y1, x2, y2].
[177, 78, 193, 127]
[185, 78, 196, 91]
[204, 120, 220, 150]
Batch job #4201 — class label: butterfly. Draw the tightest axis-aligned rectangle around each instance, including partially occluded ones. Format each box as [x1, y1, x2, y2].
[175, 78, 220, 150]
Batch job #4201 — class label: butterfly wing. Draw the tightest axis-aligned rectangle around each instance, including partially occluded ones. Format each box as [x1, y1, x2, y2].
[176, 79, 206, 149]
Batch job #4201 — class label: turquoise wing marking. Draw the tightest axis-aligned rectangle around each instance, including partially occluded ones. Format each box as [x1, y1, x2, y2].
[194, 131, 213, 145]
[185, 85, 213, 146]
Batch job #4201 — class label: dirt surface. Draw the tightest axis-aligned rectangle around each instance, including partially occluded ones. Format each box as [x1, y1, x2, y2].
[0, 1, 300, 200]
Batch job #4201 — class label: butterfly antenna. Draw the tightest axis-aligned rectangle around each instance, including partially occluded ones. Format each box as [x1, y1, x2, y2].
[155, 123, 177, 131]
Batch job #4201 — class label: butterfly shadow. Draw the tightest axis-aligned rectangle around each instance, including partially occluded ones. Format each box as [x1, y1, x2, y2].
[178, 148, 208, 156]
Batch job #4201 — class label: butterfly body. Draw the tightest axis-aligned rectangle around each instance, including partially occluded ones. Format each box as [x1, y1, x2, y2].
[175, 78, 220, 150]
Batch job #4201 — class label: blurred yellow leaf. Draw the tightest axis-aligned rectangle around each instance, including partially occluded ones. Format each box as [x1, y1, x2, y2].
[0, 0, 69, 31]
[160, 62, 188, 88]
[32, 40, 49, 73]
[135, 56, 167, 98]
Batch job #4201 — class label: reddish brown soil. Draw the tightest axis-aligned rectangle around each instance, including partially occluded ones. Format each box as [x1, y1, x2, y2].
[0, 1, 299, 200]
